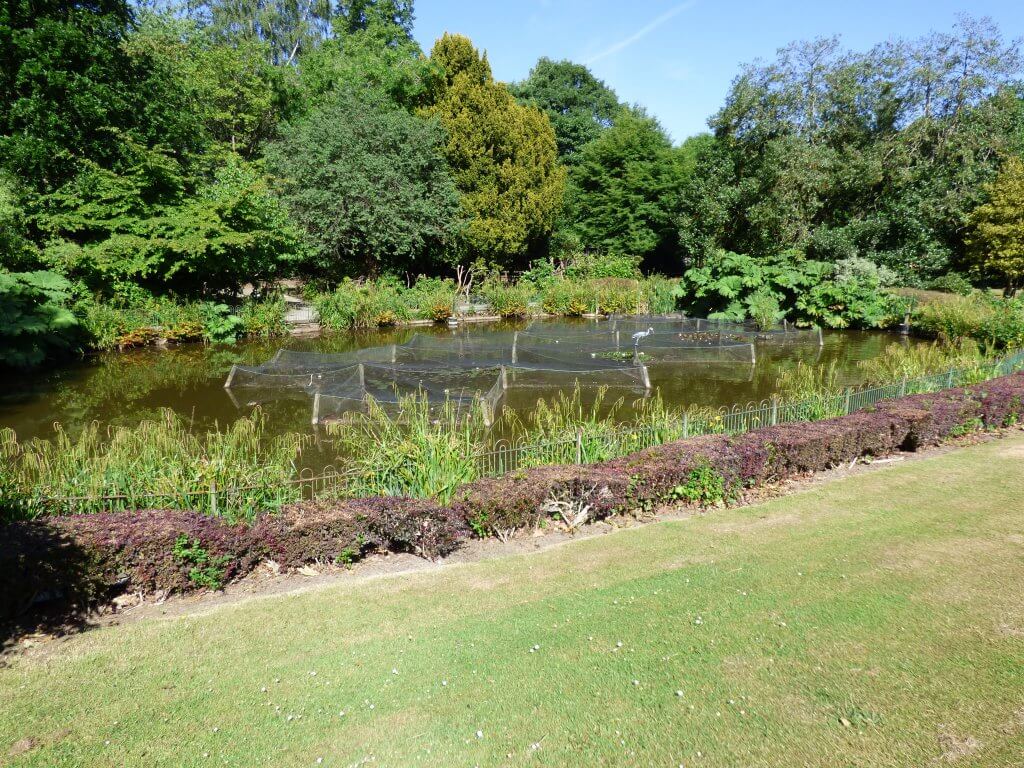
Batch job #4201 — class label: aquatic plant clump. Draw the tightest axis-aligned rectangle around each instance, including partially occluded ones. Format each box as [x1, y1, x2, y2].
[0, 409, 306, 521]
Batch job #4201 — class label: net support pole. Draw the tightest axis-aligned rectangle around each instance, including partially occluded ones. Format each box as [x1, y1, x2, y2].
[358, 363, 365, 392]
[311, 393, 320, 425]
[500, 365, 508, 390]
[750, 343, 757, 364]
[818, 327, 824, 347]
[223, 365, 237, 389]
[479, 396, 493, 428]
[640, 362, 651, 392]
[511, 331, 518, 364]
[391, 344, 397, 363]
[615, 330, 620, 350]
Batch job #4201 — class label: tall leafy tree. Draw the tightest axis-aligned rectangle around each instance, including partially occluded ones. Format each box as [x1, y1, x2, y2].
[37, 144, 304, 295]
[565, 108, 686, 268]
[299, 1, 437, 111]
[267, 88, 459, 277]
[0, 0, 140, 189]
[678, 15, 1024, 283]
[967, 155, 1024, 295]
[422, 33, 565, 266]
[512, 58, 621, 164]
[196, 0, 333, 65]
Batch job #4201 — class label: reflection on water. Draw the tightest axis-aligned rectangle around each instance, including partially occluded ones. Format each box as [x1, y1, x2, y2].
[0, 319, 918, 446]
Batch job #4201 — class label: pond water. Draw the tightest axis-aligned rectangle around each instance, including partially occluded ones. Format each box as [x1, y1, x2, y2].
[1, 319, 917, 450]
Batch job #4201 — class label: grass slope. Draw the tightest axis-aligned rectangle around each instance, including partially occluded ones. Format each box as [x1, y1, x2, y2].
[3, 437, 1024, 767]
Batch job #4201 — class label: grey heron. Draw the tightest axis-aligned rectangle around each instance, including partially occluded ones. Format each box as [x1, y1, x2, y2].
[632, 326, 655, 353]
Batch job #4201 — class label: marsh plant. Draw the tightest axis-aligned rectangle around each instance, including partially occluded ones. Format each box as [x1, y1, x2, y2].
[504, 386, 700, 467]
[857, 340, 989, 384]
[0, 409, 305, 521]
[325, 394, 486, 501]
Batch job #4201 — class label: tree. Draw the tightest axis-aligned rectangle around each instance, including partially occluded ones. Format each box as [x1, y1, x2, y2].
[266, 88, 459, 277]
[512, 58, 621, 164]
[37, 145, 304, 296]
[0, 173, 37, 269]
[334, 0, 414, 37]
[196, 0, 333, 65]
[565, 108, 686, 269]
[679, 15, 1024, 283]
[423, 34, 565, 266]
[967, 155, 1024, 295]
[0, 0, 140, 189]
[299, 3, 437, 111]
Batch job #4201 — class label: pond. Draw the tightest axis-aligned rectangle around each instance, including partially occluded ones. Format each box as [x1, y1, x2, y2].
[0, 318, 917, 451]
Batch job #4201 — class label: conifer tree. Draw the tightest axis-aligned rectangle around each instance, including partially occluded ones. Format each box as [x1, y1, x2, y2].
[423, 34, 565, 266]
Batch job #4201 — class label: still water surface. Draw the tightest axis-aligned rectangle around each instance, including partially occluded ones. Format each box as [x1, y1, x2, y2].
[0, 319, 919, 447]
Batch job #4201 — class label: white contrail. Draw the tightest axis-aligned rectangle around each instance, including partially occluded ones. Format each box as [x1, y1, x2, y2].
[584, 1, 697, 65]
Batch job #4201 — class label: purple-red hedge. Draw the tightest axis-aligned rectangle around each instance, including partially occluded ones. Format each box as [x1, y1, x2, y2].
[3, 371, 1023, 621]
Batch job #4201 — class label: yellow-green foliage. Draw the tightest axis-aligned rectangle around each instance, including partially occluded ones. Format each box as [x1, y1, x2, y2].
[481, 279, 533, 318]
[967, 156, 1024, 293]
[911, 293, 1024, 349]
[857, 340, 990, 383]
[423, 34, 566, 263]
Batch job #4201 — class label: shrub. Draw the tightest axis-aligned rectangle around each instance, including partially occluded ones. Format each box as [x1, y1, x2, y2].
[239, 295, 288, 338]
[541, 279, 592, 316]
[0, 271, 80, 368]
[912, 294, 1024, 350]
[747, 288, 784, 330]
[482, 279, 533, 318]
[562, 252, 642, 280]
[594, 278, 641, 314]
[643, 275, 680, 314]
[0, 520, 106, 620]
[251, 497, 465, 564]
[928, 272, 974, 296]
[200, 303, 245, 343]
[312, 280, 411, 329]
[50, 510, 257, 595]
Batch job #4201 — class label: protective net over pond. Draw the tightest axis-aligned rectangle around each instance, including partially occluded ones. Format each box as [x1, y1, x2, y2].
[224, 317, 821, 425]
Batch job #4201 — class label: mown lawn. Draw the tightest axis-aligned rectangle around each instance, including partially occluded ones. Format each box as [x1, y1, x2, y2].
[2, 435, 1024, 767]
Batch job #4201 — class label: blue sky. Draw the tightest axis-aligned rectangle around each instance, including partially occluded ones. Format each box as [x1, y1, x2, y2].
[412, 0, 1024, 142]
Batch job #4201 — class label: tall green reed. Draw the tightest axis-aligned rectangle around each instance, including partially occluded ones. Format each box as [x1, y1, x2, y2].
[1, 409, 305, 521]
[325, 394, 486, 502]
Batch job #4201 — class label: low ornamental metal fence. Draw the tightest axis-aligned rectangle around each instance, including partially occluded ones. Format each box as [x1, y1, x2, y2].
[19, 350, 1024, 515]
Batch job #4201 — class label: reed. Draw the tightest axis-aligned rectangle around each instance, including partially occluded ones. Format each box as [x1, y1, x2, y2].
[324, 394, 486, 502]
[504, 386, 698, 467]
[857, 339, 992, 385]
[1, 409, 305, 521]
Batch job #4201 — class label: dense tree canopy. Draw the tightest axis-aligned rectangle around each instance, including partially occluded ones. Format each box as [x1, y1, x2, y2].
[512, 58, 621, 164]
[678, 17, 1024, 282]
[267, 88, 459, 277]
[423, 34, 565, 266]
[565, 108, 687, 268]
[967, 155, 1024, 295]
[2, 1, 1023, 332]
